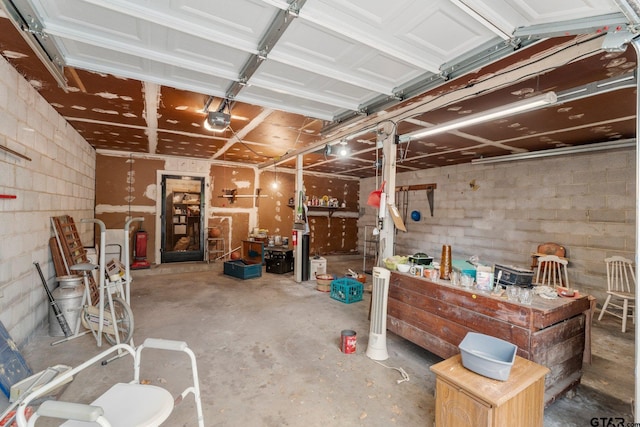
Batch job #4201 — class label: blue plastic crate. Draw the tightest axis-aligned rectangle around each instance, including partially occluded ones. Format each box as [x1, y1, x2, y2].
[330, 277, 363, 304]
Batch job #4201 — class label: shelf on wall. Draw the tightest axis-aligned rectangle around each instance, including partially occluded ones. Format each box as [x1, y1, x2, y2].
[287, 204, 345, 217]
[395, 183, 437, 217]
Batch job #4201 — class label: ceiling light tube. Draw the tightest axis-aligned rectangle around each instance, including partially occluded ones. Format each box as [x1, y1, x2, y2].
[471, 139, 635, 164]
[399, 92, 557, 143]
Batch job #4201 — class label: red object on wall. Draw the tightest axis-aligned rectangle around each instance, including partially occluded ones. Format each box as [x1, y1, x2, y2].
[131, 229, 150, 269]
[292, 230, 297, 246]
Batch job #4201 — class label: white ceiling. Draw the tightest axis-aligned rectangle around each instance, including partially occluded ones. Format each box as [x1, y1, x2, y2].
[6, 0, 629, 122]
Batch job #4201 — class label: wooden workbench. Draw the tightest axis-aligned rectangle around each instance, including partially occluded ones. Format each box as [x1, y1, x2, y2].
[387, 272, 590, 405]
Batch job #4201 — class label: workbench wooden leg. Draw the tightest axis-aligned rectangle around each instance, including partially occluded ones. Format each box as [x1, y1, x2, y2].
[583, 295, 596, 365]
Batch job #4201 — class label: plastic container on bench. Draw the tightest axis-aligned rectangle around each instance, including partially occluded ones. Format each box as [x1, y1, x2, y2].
[330, 277, 363, 304]
[458, 332, 517, 381]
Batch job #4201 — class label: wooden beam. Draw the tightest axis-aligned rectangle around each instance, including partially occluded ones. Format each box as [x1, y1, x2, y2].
[394, 183, 436, 192]
[68, 67, 87, 93]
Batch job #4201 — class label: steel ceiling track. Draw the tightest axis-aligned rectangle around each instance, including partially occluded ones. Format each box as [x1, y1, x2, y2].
[270, 71, 638, 171]
[0, 0, 67, 89]
[202, 0, 307, 112]
[513, 12, 630, 38]
[225, 0, 307, 102]
[323, 36, 537, 133]
[325, 11, 635, 133]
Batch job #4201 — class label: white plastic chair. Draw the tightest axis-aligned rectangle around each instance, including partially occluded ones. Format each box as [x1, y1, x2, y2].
[534, 255, 569, 287]
[598, 256, 636, 333]
[16, 338, 204, 427]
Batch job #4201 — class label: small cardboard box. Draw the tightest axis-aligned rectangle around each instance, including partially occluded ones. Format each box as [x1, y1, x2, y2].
[224, 241, 264, 279]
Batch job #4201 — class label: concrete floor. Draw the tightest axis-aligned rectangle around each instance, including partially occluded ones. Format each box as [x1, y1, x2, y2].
[16, 254, 635, 426]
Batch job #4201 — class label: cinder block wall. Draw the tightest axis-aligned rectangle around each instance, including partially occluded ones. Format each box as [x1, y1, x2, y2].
[359, 148, 635, 305]
[0, 56, 95, 345]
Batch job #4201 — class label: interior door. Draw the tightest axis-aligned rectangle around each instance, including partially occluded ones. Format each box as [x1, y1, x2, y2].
[161, 175, 205, 263]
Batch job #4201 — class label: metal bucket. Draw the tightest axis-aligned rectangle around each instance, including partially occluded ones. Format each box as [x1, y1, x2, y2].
[48, 285, 83, 337]
[56, 275, 82, 289]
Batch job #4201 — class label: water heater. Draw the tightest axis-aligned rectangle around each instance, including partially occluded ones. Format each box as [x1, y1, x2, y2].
[366, 267, 391, 360]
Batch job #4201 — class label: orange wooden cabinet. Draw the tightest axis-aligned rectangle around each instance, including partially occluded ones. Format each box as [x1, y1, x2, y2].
[430, 355, 549, 427]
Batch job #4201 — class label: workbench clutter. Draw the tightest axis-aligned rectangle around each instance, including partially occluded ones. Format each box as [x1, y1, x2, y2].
[248, 228, 269, 242]
[305, 194, 344, 208]
[223, 240, 264, 279]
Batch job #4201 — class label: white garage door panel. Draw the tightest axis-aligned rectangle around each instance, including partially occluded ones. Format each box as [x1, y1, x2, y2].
[253, 61, 379, 108]
[11, 0, 632, 122]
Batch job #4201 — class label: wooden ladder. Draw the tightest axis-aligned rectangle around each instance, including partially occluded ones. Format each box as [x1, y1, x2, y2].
[51, 215, 99, 305]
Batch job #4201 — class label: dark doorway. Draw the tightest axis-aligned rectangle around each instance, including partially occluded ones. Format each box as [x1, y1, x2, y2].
[161, 175, 205, 263]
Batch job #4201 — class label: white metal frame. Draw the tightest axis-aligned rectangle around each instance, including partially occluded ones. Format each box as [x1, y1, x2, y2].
[53, 218, 138, 349]
[15, 339, 204, 427]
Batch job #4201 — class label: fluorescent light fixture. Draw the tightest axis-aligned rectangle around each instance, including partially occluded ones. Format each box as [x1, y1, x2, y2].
[204, 111, 230, 133]
[471, 139, 636, 164]
[399, 92, 557, 143]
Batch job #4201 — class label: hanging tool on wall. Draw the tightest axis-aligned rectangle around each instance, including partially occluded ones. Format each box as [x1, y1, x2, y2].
[394, 184, 437, 217]
[394, 186, 409, 234]
[400, 186, 409, 226]
[426, 186, 434, 217]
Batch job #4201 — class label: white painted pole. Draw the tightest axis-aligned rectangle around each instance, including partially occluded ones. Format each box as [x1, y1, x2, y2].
[632, 39, 639, 425]
[379, 122, 398, 263]
[294, 154, 304, 282]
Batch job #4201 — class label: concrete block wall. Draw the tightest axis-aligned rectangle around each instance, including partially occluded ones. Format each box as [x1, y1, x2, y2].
[0, 55, 95, 346]
[359, 148, 635, 305]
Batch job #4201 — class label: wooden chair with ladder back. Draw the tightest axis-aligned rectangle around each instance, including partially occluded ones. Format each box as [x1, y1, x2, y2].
[530, 242, 567, 270]
[598, 256, 635, 333]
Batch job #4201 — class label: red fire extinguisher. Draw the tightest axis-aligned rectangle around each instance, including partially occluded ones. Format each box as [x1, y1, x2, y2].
[292, 230, 297, 247]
